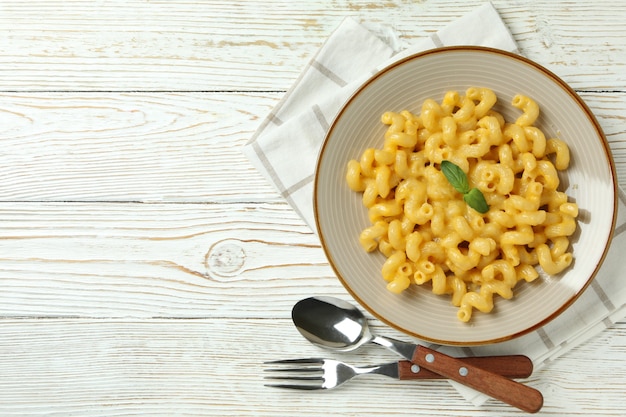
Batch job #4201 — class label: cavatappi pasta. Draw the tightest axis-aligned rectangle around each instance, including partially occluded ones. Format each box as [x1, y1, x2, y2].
[345, 87, 578, 322]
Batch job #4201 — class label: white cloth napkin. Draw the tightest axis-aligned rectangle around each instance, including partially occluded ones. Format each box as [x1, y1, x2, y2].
[243, 2, 626, 406]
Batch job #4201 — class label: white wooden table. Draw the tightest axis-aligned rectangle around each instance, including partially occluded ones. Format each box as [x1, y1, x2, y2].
[1, 1, 625, 415]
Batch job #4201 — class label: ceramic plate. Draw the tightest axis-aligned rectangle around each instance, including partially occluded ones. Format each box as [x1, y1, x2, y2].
[314, 47, 617, 345]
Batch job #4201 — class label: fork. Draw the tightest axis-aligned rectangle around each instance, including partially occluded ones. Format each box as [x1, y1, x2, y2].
[264, 355, 533, 390]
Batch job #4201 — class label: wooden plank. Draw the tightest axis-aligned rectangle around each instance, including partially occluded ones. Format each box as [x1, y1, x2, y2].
[0, 318, 624, 416]
[0, 201, 342, 318]
[0, 92, 624, 203]
[0, 92, 282, 202]
[0, 0, 624, 91]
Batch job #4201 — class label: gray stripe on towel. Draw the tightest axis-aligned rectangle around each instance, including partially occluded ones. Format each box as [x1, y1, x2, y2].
[252, 141, 287, 195]
[267, 112, 284, 126]
[591, 279, 616, 311]
[536, 327, 555, 350]
[430, 33, 444, 48]
[311, 60, 348, 87]
[312, 104, 330, 133]
[283, 174, 315, 198]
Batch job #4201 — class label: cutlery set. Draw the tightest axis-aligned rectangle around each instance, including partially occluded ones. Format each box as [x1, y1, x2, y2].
[265, 356, 534, 389]
[265, 296, 543, 413]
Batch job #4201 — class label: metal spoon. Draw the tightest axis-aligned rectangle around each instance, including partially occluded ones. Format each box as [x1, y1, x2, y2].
[292, 296, 543, 414]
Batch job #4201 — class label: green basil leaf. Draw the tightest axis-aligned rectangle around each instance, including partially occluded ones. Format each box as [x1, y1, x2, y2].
[464, 188, 490, 213]
[441, 160, 470, 194]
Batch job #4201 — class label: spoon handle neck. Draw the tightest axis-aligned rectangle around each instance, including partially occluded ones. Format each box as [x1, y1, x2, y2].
[371, 335, 416, 360]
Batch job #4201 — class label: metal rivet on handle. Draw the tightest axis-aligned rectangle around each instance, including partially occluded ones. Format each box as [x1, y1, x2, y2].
[459, 367, 469, 377]
[411, 364, 420, 373]
[425, 353, 435, 363]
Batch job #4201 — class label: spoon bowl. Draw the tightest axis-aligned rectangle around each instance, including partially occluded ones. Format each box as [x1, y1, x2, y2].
[292, 296, 423, 358]
[291, 296, 372, 352]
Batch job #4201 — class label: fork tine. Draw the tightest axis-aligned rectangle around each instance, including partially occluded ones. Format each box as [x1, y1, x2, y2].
[263, 358, 326, 390]
[264, 367, 321, 373]
[263, 358, 325, 374]
[265, 375, 323, 381]
[264, 368, 323, 380]
[263, 358, 324, 365]
[264, 374, 325, 389]
[264, 383, 323, 390]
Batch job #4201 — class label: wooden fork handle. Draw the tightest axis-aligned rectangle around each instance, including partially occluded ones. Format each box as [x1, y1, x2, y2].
[412, 346, 543, 413]
[398, 354, 533, 380]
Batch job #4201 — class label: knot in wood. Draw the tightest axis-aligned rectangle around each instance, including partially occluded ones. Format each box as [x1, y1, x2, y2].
[206, 239, 246, 278]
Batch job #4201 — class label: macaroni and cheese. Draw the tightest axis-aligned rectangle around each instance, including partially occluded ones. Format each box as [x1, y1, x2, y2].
[345, 87, 578, 322]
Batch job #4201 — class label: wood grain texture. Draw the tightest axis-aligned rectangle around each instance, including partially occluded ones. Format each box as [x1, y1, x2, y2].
[411, 346, 543, 413]
[0, 92, 283, 202]
[0, 0, 624, 91]
[0, 92, 624, 202]
[396, 355, 534, 379]
[0, 319, 624, 416]
[0, 0, 625, 415]
[0, 201, 335, 318]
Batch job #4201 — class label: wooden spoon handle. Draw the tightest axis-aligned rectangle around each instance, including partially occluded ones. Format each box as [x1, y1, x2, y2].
[412, 346, 543, 413]
[398, 354, 533, 379]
